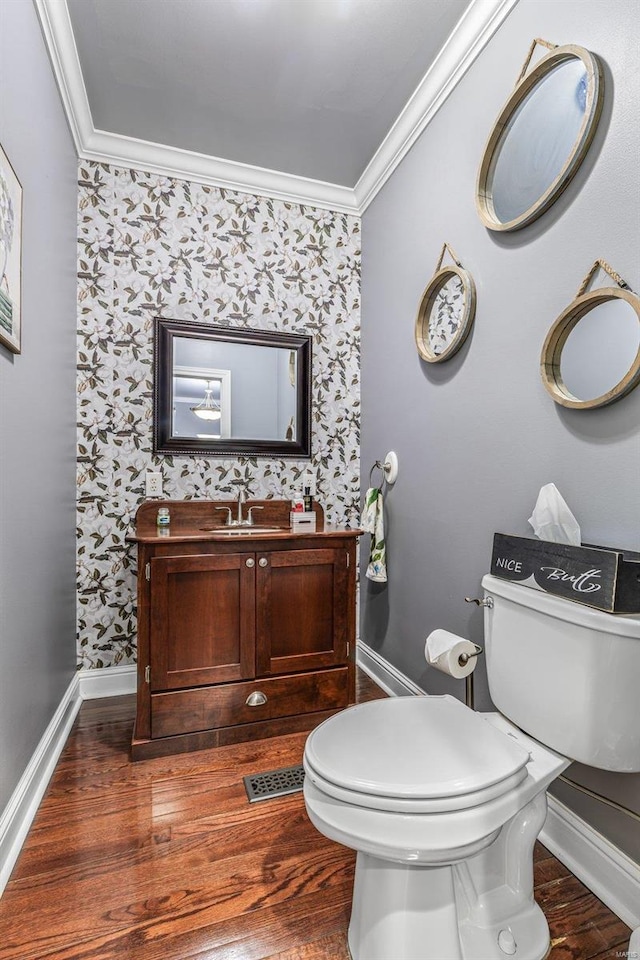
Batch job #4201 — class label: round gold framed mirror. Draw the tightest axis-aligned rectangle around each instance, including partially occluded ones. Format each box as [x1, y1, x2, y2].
[476, 40, 603, 232]
[540, 263, 640, 409]
[415, 244, 476, 363]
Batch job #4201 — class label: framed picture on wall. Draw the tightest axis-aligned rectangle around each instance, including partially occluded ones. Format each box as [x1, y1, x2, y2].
[0, 143, 23, 355]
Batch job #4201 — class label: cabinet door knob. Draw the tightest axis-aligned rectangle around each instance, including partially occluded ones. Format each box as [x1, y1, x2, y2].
[245, 558, 255, 568]
[258, 557, 268, 567]
[246, 691, 267, 706]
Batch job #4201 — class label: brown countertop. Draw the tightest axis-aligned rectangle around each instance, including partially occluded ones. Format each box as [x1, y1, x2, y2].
[127, 524, 362, 545]
[126, 497, 362, 544]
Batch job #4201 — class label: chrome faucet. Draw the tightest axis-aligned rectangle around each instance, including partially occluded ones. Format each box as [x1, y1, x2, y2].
[215, 488, 264, 527]
[236, 488, 247, 524]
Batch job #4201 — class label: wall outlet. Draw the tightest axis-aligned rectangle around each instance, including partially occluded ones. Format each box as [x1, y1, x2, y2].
[145, 471, 163, 498]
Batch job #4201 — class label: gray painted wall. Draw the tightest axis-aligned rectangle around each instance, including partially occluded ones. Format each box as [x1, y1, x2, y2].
[360, 0, 640, 861]
[0, 1, 78, 812]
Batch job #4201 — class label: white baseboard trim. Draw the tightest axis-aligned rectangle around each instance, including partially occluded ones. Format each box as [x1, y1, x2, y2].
[0, 673, 82, 895]
[78, 663, 137, 700]
[356, 641, 426, 698]
[540, 795, 640, 931]
[0, 663, 137, 898]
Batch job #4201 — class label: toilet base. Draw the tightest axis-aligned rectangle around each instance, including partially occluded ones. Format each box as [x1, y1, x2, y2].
[347, 853, 550, 960]
[347, 794, 551, 960]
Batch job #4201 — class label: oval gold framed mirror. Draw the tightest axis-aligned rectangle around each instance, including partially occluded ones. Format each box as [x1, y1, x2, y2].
[415, 244, 476, 363]
[476, 40, 604, 232]
[540, 262, 640, 409]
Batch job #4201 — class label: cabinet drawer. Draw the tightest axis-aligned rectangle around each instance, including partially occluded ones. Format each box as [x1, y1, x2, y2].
[151, 668, 349, 738]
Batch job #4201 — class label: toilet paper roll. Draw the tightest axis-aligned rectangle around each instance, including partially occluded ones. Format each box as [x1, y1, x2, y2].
[424, 629, 478, 680]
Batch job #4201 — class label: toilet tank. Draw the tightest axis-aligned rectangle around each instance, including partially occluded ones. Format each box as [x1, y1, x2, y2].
[482, 573, 640, 772]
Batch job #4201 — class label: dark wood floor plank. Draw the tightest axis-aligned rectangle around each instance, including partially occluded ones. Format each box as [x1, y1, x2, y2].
[3, 832, 351, 959]
[143, 886, 353, 960]
[13, 884, 353, 960]
[549, 924, 617, 960]
[535, 873, 593, 911]
[263, 931, 351, 960]
[0, 668, 631, 960]
[545, 888, 632, 945]
[12, 798, 319, 892]
[589, 947, 634, 960]
[534, 854, 573, 888]
[15, 790, 312, 885]
[534, 841, 553, 862]
[592, 912, 635, 950]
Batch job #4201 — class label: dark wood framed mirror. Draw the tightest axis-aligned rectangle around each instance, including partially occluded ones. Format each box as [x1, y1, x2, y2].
[153, 318, 312, 458]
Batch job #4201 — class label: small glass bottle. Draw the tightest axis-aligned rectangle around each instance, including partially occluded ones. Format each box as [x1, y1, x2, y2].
[303, 486, 313, 511]
[157, 506, 170, 530]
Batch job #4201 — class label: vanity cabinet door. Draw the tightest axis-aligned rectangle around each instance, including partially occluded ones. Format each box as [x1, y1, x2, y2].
[150, 553, 255, 691]
[255, 547, 349, 676]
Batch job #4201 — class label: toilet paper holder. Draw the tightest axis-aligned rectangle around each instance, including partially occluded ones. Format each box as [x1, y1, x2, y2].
[457, 642, 483, 667]
[461, 603, 486, 709]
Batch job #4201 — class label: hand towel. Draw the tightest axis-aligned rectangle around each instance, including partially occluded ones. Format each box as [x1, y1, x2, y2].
[361, 487, 387, 582]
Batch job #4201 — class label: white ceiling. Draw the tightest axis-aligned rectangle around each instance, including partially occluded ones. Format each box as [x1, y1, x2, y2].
[36, 0, 520, 212]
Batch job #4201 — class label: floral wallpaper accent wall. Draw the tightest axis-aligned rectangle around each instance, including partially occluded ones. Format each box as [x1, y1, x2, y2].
[77, 162, 361, 669]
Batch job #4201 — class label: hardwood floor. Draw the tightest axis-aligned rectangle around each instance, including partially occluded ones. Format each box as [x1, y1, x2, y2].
[0, 671, 631, 959]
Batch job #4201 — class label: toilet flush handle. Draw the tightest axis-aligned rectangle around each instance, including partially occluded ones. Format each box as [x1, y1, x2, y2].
[464, 596, 494, 608]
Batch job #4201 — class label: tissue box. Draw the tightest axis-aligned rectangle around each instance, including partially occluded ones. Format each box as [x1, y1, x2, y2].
[290, 511, 317, 533]
[490, 533, 640, 613]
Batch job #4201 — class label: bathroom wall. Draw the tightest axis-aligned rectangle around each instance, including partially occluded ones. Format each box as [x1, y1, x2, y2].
[77, 163, 360, 668]
[0, 2, 77, 812]
[360, 0, 640, 861]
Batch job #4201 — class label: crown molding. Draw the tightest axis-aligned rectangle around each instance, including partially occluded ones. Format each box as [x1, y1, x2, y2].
[35, 0, 519, 216]
[82, 127, 360, 214]
[354, 0, 521, 213]
[33, 0, 358, 213]
[33, 0, 92, 156]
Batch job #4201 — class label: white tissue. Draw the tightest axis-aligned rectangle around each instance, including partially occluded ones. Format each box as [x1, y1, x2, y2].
[425, 629, 478, 680]
[527, 483, 581, 546]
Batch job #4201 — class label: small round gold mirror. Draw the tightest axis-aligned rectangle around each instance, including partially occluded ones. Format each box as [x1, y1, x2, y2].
[541, 262, 640, 409]
[476, 40, 603, 232]
[415, 244, 476, 363]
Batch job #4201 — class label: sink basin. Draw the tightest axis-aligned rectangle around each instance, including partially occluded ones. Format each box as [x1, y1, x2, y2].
[200, 526, 285, 536]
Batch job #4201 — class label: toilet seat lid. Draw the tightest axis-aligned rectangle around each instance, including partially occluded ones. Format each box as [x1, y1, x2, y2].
[305, 695, 531, 800]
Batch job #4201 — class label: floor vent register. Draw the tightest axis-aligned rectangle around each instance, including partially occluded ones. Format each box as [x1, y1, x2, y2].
[244, 763, 305, 802]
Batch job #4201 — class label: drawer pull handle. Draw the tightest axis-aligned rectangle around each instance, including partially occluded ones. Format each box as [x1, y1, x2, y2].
[259, 557, 268, 567]
[246, 691, 267, 706]
[245, 558, 255, 568]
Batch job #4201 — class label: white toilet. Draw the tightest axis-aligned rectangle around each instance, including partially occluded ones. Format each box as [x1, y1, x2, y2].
[303, 574, 640, 960]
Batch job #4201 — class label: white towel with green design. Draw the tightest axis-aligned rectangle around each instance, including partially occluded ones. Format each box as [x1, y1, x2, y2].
[361, 486, 387, 582]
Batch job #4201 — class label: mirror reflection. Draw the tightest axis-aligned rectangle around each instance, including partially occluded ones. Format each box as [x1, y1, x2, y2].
[476, 44, 603, 232]
[428, 274, 466, 357]
[172, 337, 297, 442]
[491, 59, 588, 224]
[560, 298, 640, 402]
[154, 319, 311, 457]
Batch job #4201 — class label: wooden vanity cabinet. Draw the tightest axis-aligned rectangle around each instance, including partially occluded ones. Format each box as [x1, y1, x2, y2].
[128, 500, 360, 760]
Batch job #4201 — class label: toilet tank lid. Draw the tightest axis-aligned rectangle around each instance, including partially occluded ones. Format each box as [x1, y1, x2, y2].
[304, 695, 531, 800]
[482, 574, 640, 638]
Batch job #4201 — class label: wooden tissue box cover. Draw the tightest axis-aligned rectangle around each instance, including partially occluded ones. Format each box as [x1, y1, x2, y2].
[491, 533, 640, 613]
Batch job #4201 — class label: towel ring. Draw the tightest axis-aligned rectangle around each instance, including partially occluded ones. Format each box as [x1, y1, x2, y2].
[369, 461, 387, 488]
[368, 451, 398, 487]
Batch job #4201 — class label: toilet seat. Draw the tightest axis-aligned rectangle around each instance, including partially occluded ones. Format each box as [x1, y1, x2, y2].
[304, 695, 532, 814]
